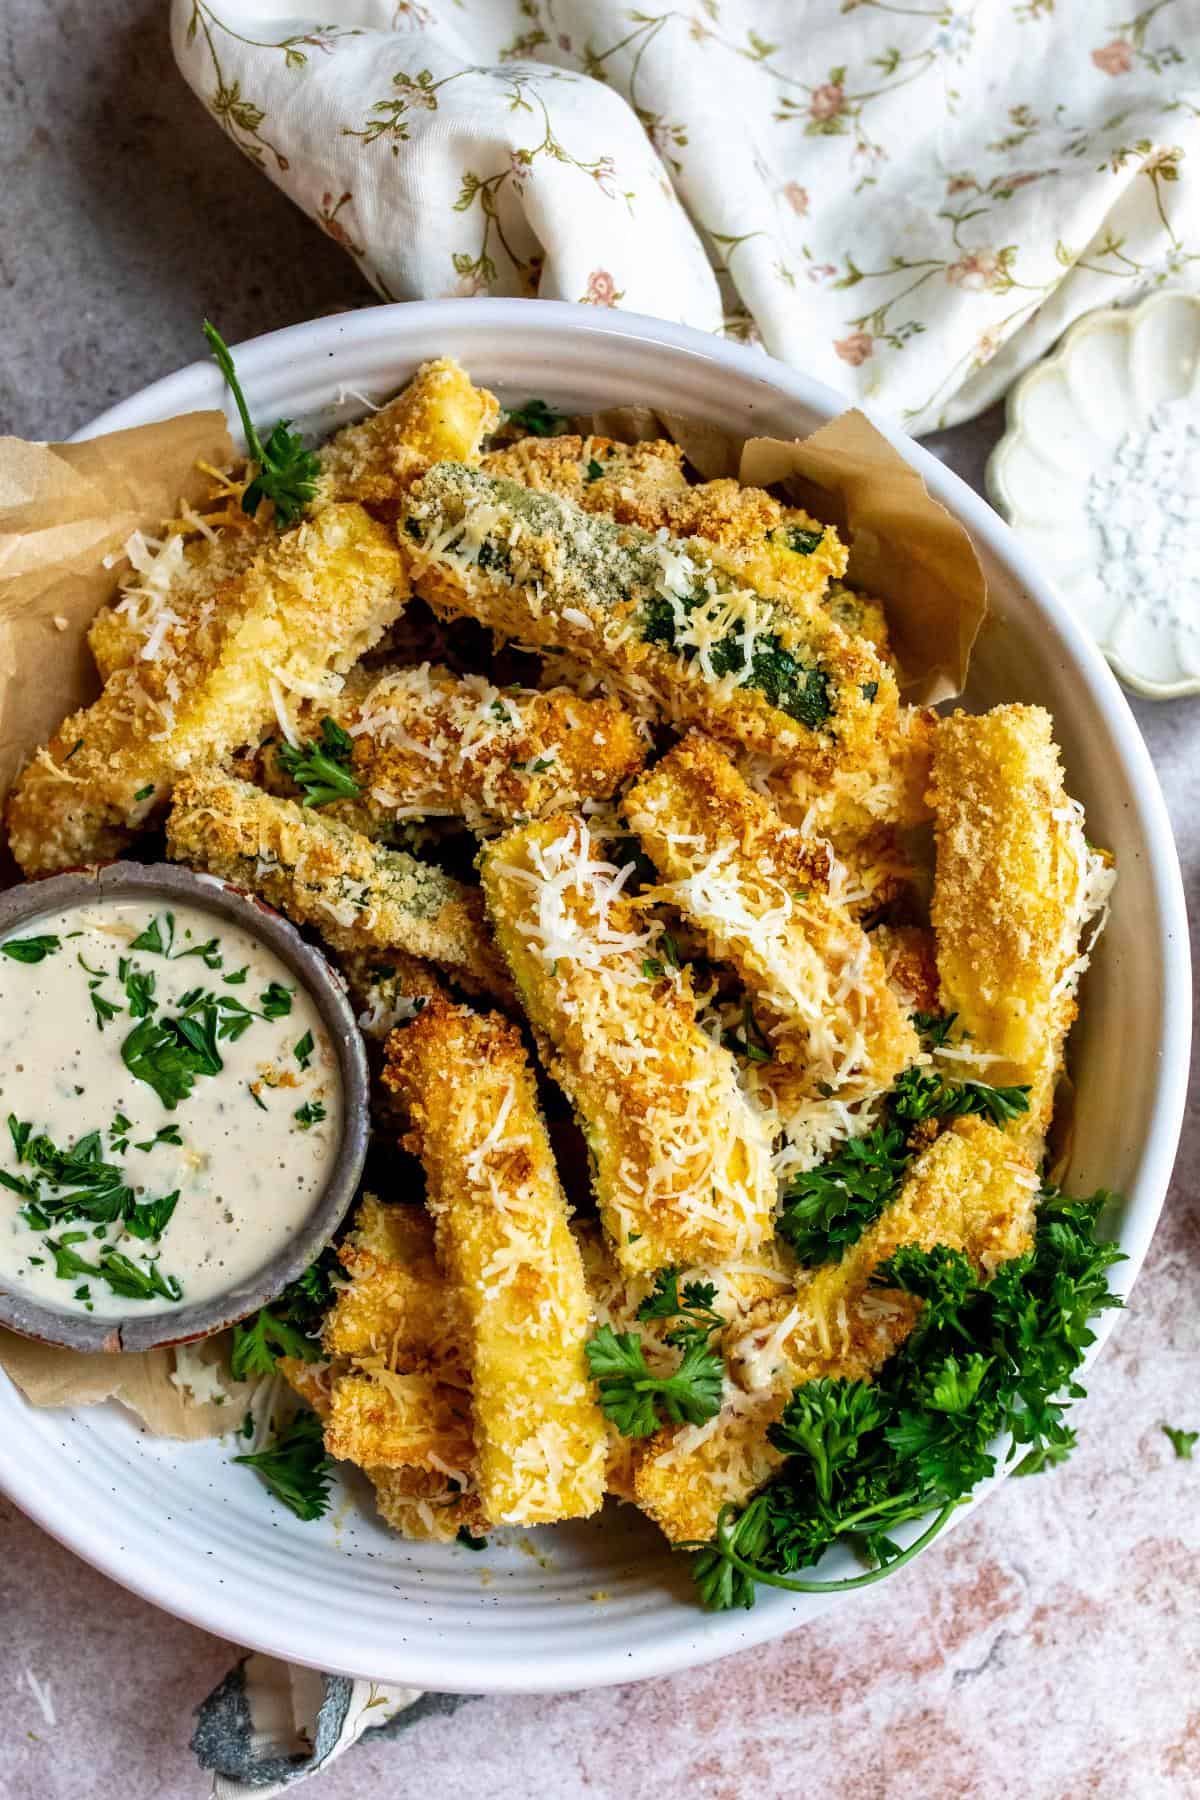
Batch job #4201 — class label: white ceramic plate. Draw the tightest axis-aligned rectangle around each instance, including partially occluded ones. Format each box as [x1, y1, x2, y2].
[987, 290, 1200, 700]
[0, 302, 1189, 1691]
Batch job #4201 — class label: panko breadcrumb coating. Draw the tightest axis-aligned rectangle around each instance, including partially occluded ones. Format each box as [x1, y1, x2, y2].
[483, 435, 848, 616]
[821, 580, 892, 661]
[6, 503, 408, 876]
[929, 706, 1114, 1159]
[632, 1116, 1039, 1543]
[626, 734, 917, 1101]
[872, 924, 941, 1016]
[479, 812, 776, 1275]
[165, 769, 511, 998]
[402, 463, 896, 777]
[322, 1194, 465, 1376]
[273, 661, 646, 834]
[760, 701, 936, 838]
[315, 357, 499, 510]
[88, 509, 267, 682]
[385, 995, 608, 1525]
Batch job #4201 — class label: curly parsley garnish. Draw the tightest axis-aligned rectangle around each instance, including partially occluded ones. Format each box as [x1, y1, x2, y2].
[778, 1060, 1032, 1264]
[233, 1411, 333, 1521]
[690, 1192, 1123, 1611]
[586, 1267, 727, 1438]
[277, 716, 361, 808]
[202, 321, 319, 526]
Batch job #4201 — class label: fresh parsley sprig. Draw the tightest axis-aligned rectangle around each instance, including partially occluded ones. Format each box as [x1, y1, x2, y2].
[230, 1252, 338, 1380]
[586, 1266, 727, 1438]
[689, 1191, 1123, 1611]
[778, 1063, 1032, 1264]
[277, 716, 362, 808]
[233, 1410, 333, 1521]
[202, 321, 320, 526]
[586, 1326, 724, 1437]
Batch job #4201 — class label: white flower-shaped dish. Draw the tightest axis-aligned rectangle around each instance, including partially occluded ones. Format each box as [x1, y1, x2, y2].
[987, 291, 1200, 700]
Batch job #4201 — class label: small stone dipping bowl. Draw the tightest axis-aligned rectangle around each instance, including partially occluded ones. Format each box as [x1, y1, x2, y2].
[0, 861, 369, 1354]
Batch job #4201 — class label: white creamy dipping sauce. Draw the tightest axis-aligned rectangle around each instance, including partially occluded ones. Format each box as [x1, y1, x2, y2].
[0, 897, 341, 1317]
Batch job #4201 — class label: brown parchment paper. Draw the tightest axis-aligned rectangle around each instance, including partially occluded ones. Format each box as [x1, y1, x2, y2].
[0, 412, 237, 1428]
[0, 413, 234, 824]
[0, 396, 982, 1429]
[0, 1328, 259, 1439]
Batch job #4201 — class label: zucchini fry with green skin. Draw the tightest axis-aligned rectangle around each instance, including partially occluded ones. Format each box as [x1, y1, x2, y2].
[632, 1116, 1039, 1544]
[274, 662, 647, 834]
[165, 769, 512, 999]
[402, 464, 895, 775]
[6, 504, 408, 877]
[928, 706, 1114, 1160]
[479, 813, 775, 1275]
[482, 436, 848, 615]
[626, 735, 917, 1099]
[315, 357, 500, 510]
[385, 994, 608, 1525]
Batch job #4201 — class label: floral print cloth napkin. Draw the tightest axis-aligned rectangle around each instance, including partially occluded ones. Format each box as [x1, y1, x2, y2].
[172, 0, 1199, 431]
[192, 1654, 475, 1794]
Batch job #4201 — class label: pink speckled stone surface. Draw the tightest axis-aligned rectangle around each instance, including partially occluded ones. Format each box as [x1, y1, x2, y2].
[1, 7, 1197, 1796]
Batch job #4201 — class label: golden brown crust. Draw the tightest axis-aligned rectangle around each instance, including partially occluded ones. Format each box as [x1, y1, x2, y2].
[271, 662, 646, 834]
[385, 994, 607, 1525]
[479, 813, 776, 1275]
[165, 769, 511, 998]
[626, 734, 917, 1101]
[317, 357, 500, 509]
[6, 504, 408, 876]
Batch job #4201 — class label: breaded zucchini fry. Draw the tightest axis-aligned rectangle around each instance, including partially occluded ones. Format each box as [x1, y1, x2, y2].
[370, 1465, 489, 1543]
[322, 1193, 465, 1376]
[166, 770, 511, 998]
[929, 706, 1114, 1157]
[6, 504, 408, 876]
[385, 995, 608, 1525]
[483, 434, 689, 520]
[402, 465, 896, 775]
[633, 1116, 1039, 1542]
[89, 514, 267, 682]
[280, 1341, 487, 1543]
[325, 1368, 476, 1476]
[315, 357, 499, 509]
[479, 813, 775, 1274]
[626, 735, 917, 1100]
[873, 924, 940, 1016]
[276, 662, 646, 833]
[483, 437, 848, 614]
[758, 701, 936, 837]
